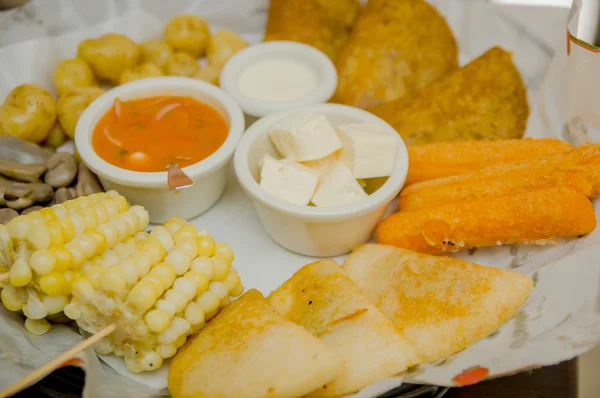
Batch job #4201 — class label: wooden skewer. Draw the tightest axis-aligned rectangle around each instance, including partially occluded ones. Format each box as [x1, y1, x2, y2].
[0, 272, 8, 283]
[0, 324, 116, 398]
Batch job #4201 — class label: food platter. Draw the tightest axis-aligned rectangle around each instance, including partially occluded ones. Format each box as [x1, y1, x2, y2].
[1, 1, 599, 398]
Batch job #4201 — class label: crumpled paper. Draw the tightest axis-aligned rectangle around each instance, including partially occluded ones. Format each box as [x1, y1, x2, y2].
[0, 0, 598, 396]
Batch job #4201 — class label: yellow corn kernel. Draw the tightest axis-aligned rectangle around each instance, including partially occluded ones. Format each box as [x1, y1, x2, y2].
[120, 258, 140, 285]
[212, 256, 230, 282]
[27, 223, 51, 250]
[144, 237, 167, 265]
[177, 237, 198, 259]
[185, 271, 209, 294]
[158, 317, 190, 344]
[157, 344, 177, 359]
[164, 221, 181, 235]
[85, 265, 103, 289]
[1, 285, 22, 311]
[51, 246, 72, 271]
[173, 277, 197, 301]
[81, 207, 98, 231]
[30, 249, 56, 276]
[173, 335, 187, 349]
[190, 256, 214, 279]
[103, 199, 120, 219]
[130, 205, 150, 230]
[97, 223, 119, 249]
[230, 283, 244, 297]
[120, 212, 139, 235]
[38, 207, 57, 222]
[165, 290, 189, 313]
[195, 290, 220, 314]
[93, 203, 109, 224]
[151, 263, 176, 290]
[196, 235, 215, 257]
[144, 274, 166, 296]
[99, 266, 127, 293]
[93, 339, 113, 355]
[10, 259, 32, 287]
[28, 212, 45, 225]
[139, 351, 162, 372]
[134, 231, 149, 241]
[72, 277, 96, 303]
[111, 194, 129, 213]
[219, 296, 231, 308]
[87, 231, 107, 256]
[209, 281, 229, 300]
[76, 234, 98, 259]
[145, 309, 171, 333]
[134, 252, 153, 276]
[223, 270, 241, 293]
[125, 356, 143, 374]
[156, 299, 177, 316]
[64, 241, 86, 269]
[70, 214, 85, 235]
[131, 320, 150, 339]
[50, 204, 68, 217]
[214, 242, 234, 263]
[112, 218, 130, 242]
[7, 215, 32, 241]
[173, 224, 197, 243]
[166, 217, 186, 226]
[184, 301, 205, 325]
[63, 301, 82, 320]
[128, 282, 157, 313]
[165, 249, 192, 276]
[42, 294, 69, 314]
[150, 227, 175, 252]
[24, 318, 52, 336]
[22, 297, 47, 320]
[39, 271, 67, 296]
[57, 215, 75, 243]
[74, 196, 90, 208]
[47, 221, 65, 247]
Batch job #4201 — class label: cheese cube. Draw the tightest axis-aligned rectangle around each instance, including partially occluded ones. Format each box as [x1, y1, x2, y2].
[269, 113, 342, 161]
[300, 152, 339, 177]
[311, 162, 367, 207]
[337, 123, 398, 179]
[259, 155, 318, 206]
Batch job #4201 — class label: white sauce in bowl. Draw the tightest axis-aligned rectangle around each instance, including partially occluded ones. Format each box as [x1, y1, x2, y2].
[237, 58, 318, 102]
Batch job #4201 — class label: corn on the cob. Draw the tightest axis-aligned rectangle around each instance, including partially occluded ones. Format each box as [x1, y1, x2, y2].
[0, 191, 149, 334]
[64, 219, 243, 373]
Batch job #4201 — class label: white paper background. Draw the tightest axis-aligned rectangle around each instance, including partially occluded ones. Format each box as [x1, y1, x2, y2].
[0, 0, 599, 396]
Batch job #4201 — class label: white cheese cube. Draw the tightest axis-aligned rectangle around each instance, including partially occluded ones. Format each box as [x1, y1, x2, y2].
[300, 152, 339, 177]
[311, 162, 367, 207]
[337, 123, 398, 179]
[259, 155, 318, 206]
[269, 113, 342, 161]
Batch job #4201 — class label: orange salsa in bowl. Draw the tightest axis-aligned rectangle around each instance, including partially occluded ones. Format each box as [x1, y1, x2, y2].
[92, 95, 228, 172]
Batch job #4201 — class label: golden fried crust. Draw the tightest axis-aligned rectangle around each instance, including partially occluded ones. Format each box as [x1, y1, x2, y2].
[342, 244, 533, 364]
[264, 0, 361, 60]
[369, 46, 529, 145]
[168, 289, 342, 398]
[332, 0, 458, 109]
[378, 186, 596, 254]
[268, 260, 418, 397]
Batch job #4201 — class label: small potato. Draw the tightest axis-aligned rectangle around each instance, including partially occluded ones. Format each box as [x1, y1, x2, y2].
[119, 62, 164, 85]
[0, 84, 57, 144]
[43, 123, 68, 148]
[206, 30, 248, 68]
[165, 52, 200, 77]
[164, 14, 210, 57]
[78, 33, 141, 83]
[139, 39, 173, 69]
[57, 87, 105, 139]
[194, 65, 220, 85]
[53, 58, 97, 97]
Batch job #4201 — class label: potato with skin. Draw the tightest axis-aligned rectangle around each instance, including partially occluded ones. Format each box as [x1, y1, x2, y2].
[57, 87, 104, 139]
[43, 123, 68, 148]
[78, 34, 141, 83]
[52, 58, 97, 97]
[165, 51, 200, 77]
[206, 30, 248, 68]
[194, 65, 220, 85]
[139, 39, 173, 69]
[0, 84, 57, 144]
[119, 62, 163, 85]
[164, 14, 210, 57]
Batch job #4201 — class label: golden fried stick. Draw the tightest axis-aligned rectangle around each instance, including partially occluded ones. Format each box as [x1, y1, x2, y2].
[341, 244, 533, 364]
[264, 0, 361, 60]
[369, 47, 529, 145]
[331, 0, 458, 109]
[405, 138, 572, 184]
[378, 186, 596, 254]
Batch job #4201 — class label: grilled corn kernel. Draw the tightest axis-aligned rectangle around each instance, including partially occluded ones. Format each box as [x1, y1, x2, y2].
[196, 235, 215, 257]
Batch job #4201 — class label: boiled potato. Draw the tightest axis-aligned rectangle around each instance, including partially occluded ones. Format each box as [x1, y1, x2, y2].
[164, 14, 209, 57]
[139, 39, 173, 69]
[165, 51, 200, 77]
[43, 123, 68, 148]
[57, 87, 105, 139]
[0, 84, 57, 143]
[207, 30, 248, 68]
[78, 34, 140, 83]
[119, 62, 163, 85]
[194, 65, 220, 85]
[53, 58, 97, 97]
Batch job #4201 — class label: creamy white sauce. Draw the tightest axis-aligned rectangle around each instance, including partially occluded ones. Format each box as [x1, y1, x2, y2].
[237, 58, 318, 102]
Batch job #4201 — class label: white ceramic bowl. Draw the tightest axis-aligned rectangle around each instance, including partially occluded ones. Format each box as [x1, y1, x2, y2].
[75, 77, 245, 223]
[220, 41, 338, 118]
[234, 104, 409, 257]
